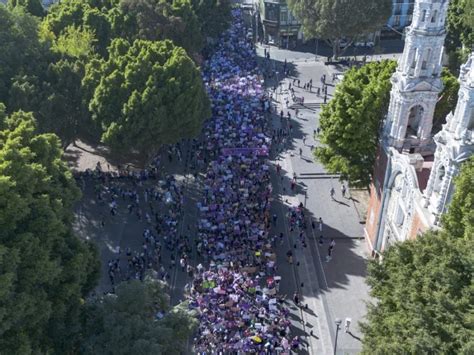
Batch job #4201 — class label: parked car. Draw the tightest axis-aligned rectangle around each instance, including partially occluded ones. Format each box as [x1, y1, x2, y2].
[354, 41, 375, 48]
[339, 39, 349, 48]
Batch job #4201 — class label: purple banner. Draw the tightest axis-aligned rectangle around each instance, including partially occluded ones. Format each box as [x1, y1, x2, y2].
[221, 147, 269, 157]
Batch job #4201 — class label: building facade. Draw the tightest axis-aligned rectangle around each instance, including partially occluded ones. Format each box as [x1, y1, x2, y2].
[386, 0, 416, 34]
[257, 0, 302, 47]
[365, 0, 473, 256]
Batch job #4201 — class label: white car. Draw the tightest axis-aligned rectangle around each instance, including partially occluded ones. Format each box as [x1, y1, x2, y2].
[339, 39, 349, 48]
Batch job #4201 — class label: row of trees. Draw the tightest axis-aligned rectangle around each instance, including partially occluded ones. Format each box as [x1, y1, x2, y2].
[361, 158, 473, 353]
[0, 0, 232, 353]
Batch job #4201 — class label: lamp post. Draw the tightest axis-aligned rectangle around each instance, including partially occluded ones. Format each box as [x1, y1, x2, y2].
[334, 318, 342, 355]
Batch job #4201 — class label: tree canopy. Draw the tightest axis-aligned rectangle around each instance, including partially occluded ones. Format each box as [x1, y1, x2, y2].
[441, 157, 474, 240]
[119, 0, 204, 57]
[0, 5, 49, 103]
[446, 0, 474, 73]
[83, 38, 210, 155]
[190, 0, 232, 39]
[0, 105, 100, 354]
[315, 60, 397, 187]
[287, 0, 392, 59]
[361, 159, 474, 354]
[433, 68, 460, 131]
[81, 278, 197, 354]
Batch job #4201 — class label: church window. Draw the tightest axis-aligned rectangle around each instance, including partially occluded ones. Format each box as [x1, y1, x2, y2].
[421, 9, 427, 22]
[410, 49, 417, 69]
[395, 203, 405, 227]
[434, 165, 445, 192]
[431, 10, 438, 23]
[422, 48, 431, 69]
[406, 105, 424, 137]
[468, 110, 474, 131]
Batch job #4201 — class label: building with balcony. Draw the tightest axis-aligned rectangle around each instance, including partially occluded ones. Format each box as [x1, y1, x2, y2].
[258, 0, 302, 48]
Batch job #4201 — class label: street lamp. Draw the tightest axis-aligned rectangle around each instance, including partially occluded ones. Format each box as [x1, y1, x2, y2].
[334, 318, 342, 355]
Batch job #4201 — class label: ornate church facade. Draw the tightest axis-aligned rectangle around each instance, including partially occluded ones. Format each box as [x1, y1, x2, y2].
[365, 0, 473, 256]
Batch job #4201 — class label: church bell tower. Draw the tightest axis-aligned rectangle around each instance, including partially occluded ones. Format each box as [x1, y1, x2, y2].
[383, 0, 450, 154]
[424, 53, 474, 222]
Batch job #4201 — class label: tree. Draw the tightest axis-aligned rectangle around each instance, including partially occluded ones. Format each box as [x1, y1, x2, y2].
[314, 60, 397, 187]
[433, 68, 460, 131]
[81, 278, 197, 354]
[445, 0, 474, 73]
[83, 38, 210, 156]
[119, 0, 204, 56]
[361, 160, 474, 353]
[41, 0, 117, 56]
[7, 0, 44, 17]
[190, 0, 232, 39]
[441, 157, 474, 240]
[8, 59, 91, 148]
[0, 106, 100, 354]
[287, 0, 392, 59]
[0, 5, 50, 103]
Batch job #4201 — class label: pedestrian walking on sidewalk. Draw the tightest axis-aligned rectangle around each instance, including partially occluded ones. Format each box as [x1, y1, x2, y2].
[326, 238, 335, 262]
[330, 187, 335, 199]
[293, 292, 300, 307]
[341, 184, 347, 198]
[287, 250, 293, 264]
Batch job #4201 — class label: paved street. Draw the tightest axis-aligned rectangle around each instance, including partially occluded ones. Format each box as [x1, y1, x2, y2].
[260, 44, 372, 354]
[73, 43, 376, 354]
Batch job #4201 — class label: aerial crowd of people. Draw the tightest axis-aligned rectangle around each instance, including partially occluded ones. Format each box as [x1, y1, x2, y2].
[187, 9, 295, 354]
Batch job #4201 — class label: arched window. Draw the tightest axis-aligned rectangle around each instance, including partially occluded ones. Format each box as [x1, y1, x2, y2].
[406, 105, 424, 137]
[421, 9, 427, 22]
[434, 165, 445, 192]
[410, 48, 417, 69]
[468, 110, 474, 131]
[431, 10, 438, 23]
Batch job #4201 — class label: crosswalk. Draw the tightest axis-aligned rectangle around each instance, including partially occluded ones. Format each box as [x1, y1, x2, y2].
[289, 102, 325, 110]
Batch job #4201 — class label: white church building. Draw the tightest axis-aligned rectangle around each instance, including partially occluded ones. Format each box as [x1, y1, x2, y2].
[365, 0, 473, 255]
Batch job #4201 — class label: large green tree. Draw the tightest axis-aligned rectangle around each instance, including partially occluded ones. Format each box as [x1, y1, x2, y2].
[361, 159, 474, 354]
[287, 0, 392, 59]
[315, 60, 397, 187]
[41, 0, 119, 56]
[0, 105, 100, 354]
[119, 0, 204, 56]
[0, 5, 50, 103]
[446, 0, 474, 73]
[81, 278, 197, 354]
[190, 0, 232, 39]
[83, 38, 210, 156]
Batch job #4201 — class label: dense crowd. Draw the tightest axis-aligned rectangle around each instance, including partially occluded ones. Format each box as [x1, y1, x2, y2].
[188, 10, 293, 353]
[75, 154, 188, 286]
